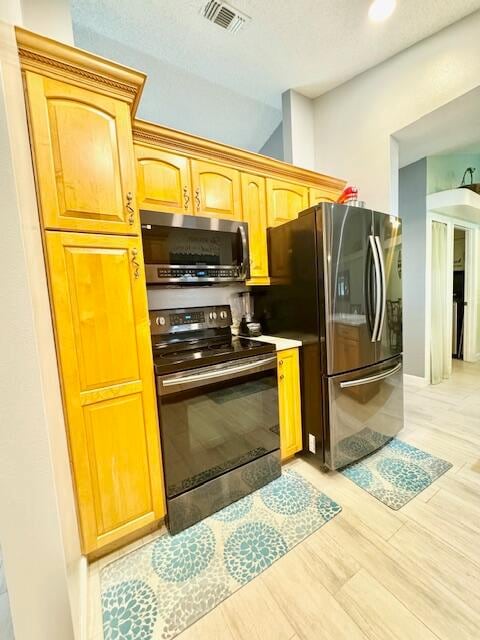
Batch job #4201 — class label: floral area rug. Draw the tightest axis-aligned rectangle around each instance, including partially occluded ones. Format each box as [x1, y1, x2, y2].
[100, 469, 341, 640]
[341, 438, 452, 509]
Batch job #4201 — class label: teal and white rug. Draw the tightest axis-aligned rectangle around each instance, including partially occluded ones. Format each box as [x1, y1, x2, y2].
[341, 438, 452, 509]
[100, 469, 341, 640]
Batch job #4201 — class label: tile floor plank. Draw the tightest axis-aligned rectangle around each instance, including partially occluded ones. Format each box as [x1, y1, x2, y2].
[389, 522, 480, 612]
[321, 512, 480, 640]
[336, 569, 438, 640]
[221, 577, 296, 640]
[261, 544, 368, 640]
[176, 607, 235, 640]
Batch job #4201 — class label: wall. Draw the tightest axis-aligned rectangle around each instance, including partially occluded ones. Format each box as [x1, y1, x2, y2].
[313, 11, 480, 213]
[282, 89, 315, 170]
[19, 0, 73, 42]
[477, 230, 480, 357]
[259, 122, 283, 161]
[0, 20, 78, 640]
[427, 153, 480, 194]
[0, 1, 85, 638]
[73, 24, 282, 153]
[399, 159, 428, 378]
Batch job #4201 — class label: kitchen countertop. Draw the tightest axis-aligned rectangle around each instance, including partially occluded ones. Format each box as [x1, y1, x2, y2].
[251, 335, 302, 351]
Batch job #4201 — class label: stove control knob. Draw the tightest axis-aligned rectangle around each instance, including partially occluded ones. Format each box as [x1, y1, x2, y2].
[209, 311, 217, 320]
[220, 310, 228, 319]
[156, 316, 166, 326]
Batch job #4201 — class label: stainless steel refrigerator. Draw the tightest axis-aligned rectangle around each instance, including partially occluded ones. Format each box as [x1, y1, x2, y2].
[259, 203, 404, 469]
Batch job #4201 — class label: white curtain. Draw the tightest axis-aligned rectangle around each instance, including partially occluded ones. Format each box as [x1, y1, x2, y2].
[430, 221, 451, 384]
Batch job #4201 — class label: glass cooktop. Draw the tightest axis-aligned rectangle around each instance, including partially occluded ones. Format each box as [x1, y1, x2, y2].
[153, 336, 274, 375]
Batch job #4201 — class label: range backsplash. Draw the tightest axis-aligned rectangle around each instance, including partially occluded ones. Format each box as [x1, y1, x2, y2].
[147, 285, 249, 326]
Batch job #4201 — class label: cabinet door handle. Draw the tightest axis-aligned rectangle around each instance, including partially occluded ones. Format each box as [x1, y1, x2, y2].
[131, 248, 140, 279]
[183, 186, 190, 210]
[126, 192, 135, 225]
[279, 360, 283, 365]
[195, 187, 201, 212]
[279, 374, 284, 380]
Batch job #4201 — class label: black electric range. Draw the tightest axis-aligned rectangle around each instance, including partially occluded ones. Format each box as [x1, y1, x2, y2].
[150, 305, 280, 534]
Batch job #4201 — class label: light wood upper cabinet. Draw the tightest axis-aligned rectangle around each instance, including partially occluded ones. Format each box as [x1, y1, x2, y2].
[266, 179, 309, 227]
[191, 159, 242, 220]
[278, 348, 303, 460]
[309, 186, 341, 206]
[135, 145, 192, 214]
[25, 72, 138, 235]
[45, 231, 165, 554]
[241, 173, 269, 284]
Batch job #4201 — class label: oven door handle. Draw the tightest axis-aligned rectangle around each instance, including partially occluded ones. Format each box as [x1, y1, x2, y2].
[159, 355, 277, 394]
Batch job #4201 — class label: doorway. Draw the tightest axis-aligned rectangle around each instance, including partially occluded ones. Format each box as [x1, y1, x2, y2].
[428, 215, 478, 384]
[452, 227, 466, 360]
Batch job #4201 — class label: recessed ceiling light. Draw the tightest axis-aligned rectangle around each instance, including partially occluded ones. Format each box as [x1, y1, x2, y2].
[368, 0, 397, 22]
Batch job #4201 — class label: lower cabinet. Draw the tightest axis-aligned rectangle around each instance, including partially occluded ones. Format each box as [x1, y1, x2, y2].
[45, 231, 165, 554]
[278, 348, 303, 460]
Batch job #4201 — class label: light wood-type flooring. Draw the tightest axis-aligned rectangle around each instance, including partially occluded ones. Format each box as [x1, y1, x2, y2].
[88, 359, 480, 639]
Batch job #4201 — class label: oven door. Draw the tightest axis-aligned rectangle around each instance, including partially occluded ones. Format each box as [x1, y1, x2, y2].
[157, 354, 279, 517]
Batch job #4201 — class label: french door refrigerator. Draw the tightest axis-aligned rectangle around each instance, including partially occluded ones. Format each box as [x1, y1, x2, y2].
[261, 203, 403, 469]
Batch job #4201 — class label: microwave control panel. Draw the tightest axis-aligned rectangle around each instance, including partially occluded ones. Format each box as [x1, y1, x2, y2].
[145, 264, 244, 284]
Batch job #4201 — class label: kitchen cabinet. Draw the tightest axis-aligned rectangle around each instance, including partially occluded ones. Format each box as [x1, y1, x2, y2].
[241, 173, 269, 285]
[24, 72, 138, 235]
[191, 159, 242, 220]
[309, 186, 341, 206]
[135, 145, 192, 214]
[278, 348, 303, 460]
[45, 231, 165, 554]
[266, 178, 309, 227]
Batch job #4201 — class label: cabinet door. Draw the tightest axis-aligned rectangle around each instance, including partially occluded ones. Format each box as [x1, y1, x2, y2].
[278, 349, 303, 460]
[191, 159, 242, 220]
[241, 173, 269, 284]
[45, 231, 164, 553]
[135, 145, 192, 214]
[309, 186, 341, 206]
[25, 72, 138, 235]
[266, 179, 309, 227]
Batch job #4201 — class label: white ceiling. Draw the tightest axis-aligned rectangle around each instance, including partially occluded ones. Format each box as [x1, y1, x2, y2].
[71, 0, 480, 109]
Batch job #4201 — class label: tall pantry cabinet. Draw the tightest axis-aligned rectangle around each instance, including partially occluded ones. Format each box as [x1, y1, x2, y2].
[16, 28, 165, 555]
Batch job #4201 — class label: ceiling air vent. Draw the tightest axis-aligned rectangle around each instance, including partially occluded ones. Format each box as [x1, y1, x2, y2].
[201, 0, 251, 33]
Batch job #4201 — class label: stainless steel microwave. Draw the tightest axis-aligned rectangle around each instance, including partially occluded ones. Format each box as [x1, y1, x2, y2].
[140, 211, 250, 285]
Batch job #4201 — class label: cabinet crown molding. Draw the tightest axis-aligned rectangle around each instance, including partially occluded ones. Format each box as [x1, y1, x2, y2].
[133, 119, 346, 190]
[15, 27, 146, 115]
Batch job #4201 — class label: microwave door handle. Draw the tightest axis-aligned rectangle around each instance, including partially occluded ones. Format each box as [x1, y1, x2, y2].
[238, 225, 250, 278]
[159, 355, 277, 393]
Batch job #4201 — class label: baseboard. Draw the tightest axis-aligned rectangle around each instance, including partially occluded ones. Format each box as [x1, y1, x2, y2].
[403, 373, 428, 387]
[78, 555, 89, 640]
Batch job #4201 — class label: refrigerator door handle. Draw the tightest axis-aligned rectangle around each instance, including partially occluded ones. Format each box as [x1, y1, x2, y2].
[369, 235, 381, 342]
[375, 235, 387, 342]
[340, 361, 402, 388]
